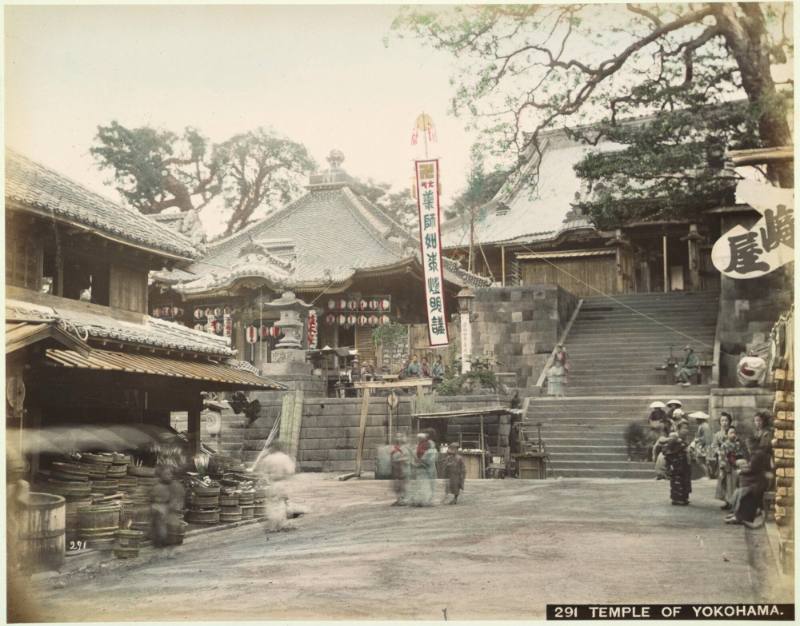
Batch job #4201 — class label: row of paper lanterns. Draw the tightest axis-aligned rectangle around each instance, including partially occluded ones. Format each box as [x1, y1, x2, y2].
[152, 306, 185, 318]
[246, 324, 282, 344]
[194, 317, 234, 337]
[324, 313, 391, 327]
[193, 307, 232, 319]
[327, 298, 391, 312]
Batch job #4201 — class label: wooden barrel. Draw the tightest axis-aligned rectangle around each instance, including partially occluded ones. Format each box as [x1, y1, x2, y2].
[167, 521, 188, 545]
[241, 505, 255, 520]
[20, 493, 66, 572]
[78, 504, 120, 539]
[185, 509, 219, 525]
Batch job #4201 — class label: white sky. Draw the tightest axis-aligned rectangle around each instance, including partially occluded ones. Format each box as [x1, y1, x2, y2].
[5, 4, 476, 237]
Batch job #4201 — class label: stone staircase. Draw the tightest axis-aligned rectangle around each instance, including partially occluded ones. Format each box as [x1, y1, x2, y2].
[523, 291, 719, 478]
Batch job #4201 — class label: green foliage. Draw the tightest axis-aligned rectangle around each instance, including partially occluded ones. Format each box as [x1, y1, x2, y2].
[445, 144, 508, 221]
[393, 4, 794, 194]
[350, 178, 417, 233]
[372, 323, 408, 349]
[435, 369, 498, 396]
[92, 122, 315, 235]
[215, 129, 315, 236]
[92, 121, 222, 215]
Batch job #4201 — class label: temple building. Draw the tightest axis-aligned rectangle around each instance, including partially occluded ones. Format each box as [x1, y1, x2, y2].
[151, 150, 488, 371]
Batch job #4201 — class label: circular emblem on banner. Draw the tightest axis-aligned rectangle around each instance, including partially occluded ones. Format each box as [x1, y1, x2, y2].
[246, 326, 258, 344]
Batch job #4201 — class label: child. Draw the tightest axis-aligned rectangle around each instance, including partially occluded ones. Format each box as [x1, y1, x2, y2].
[441, 443, 466, 504]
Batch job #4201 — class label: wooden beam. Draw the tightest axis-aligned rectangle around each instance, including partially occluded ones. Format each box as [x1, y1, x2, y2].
[352, 378, 433, 390]
[187, 394, 203, 456]
[354, 387, 371, 476]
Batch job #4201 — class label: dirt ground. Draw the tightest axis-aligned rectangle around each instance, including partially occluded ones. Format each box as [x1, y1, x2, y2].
[13, 474, 794, 621]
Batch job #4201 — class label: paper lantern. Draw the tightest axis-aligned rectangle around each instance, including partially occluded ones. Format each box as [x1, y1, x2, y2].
[328, 299, 337, 310]
[246, 326, 258, 344]
[368, 315, 378, 326]
[326, 313, 336, 325]
[346, 314, 357, 326]
[214, 307, 222, 317]
[224, 318, 232, 337]
[224, 306, 231, 316]
[358, 315, 368, 326]
[272, 325, 281, 338]
[359, 299, 369, 311]
[205, 308, 213, 318]
[153, 307, 161, 317]
[337, 314, 347, 326]
[338, 299, 347, 310]
[381, 298, 391, 311]
[380, 315, 390, 325]
[348, 300, 358, 311]
[260, 325, 270, 340]
[194, 309, 203, 320]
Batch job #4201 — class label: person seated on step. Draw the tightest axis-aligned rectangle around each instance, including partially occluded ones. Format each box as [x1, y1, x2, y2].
[675, 345, 699, 386]
[725, 437, 770, 528]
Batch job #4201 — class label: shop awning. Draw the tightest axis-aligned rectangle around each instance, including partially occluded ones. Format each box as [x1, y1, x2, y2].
[45, 348, 285, 390]
[6, 321, 91, 355]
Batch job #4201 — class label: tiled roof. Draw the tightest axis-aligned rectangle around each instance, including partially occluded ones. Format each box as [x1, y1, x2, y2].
[6, 298, 233, 357]
[170, 185, 421, 293]
[5, 149, 199, 261]
[441, 133, 620, 248]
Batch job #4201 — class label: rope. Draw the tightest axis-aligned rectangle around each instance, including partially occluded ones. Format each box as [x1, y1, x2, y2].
[514, 242, 714, 350]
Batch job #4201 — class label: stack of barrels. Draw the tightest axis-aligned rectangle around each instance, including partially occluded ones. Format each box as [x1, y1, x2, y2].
[113, 529, 144, 559]
[253, 486, 268, 518]
[772, 361, 794, 570]
[42, 462, 92, 547]
[82, 453, 119, 497]
[185, 482, 220, 524]
[239, 489, 255, 520]
[125, 465, 157, 544]
[77, 501, 120, 552]
[219, 490, 242, 523]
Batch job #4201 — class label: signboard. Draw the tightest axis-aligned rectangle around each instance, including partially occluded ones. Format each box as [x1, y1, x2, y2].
[712, 186, 794, 279]
[414, 159, 449, 347]
[307, 310, 318, 349]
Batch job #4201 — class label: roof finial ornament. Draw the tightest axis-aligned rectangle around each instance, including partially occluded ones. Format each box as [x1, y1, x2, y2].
[327, 149, 345, 170]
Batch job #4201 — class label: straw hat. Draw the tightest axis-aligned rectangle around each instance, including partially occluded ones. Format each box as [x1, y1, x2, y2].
[666, 399, 683, 407]
[649, 401, 667, 409]
[688, 411, 710, 421]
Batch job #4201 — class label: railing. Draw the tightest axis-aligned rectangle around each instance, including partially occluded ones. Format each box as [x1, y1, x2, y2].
[534, 298, 584, 391]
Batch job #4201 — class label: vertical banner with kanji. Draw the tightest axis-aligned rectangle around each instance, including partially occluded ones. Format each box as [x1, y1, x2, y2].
[414, 159, 449, 347]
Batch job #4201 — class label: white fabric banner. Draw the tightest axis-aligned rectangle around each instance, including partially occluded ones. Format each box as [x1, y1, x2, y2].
[414, 159, 449, 347]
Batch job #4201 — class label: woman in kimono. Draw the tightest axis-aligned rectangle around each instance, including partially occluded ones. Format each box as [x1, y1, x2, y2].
[547, 362, 566, 398]
[389, 433, 410, 506]
[410, 433, 438, 506]
[662, 433, 691, 505]
[717, 426, 747, 510]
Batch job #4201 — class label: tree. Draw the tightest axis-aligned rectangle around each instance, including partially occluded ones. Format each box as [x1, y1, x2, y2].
[447, 146, 508, 272]
[393, 3, 794, 195]
[215, 129, 315, 236]
[92, 121, 223, 215]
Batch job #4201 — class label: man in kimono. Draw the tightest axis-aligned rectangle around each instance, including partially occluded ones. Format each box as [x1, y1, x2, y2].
[441, 443, 466, 504]
[410, 433, 437, 506]
[675, 345, 699, 386]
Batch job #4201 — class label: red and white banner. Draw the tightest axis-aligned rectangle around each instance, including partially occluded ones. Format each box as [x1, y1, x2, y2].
[414, 159, 449, 347]
[307, 310, 318, 349]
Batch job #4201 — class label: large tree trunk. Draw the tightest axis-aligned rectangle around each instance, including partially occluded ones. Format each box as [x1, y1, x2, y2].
[713, 3, 793, 187]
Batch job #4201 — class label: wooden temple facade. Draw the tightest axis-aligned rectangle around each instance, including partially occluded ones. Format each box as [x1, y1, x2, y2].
[150, 150, 488, 371]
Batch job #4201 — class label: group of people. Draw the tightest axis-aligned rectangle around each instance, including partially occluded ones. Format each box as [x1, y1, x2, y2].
[389, 431, 465, 507]
[401, 355, 445, 382]
[647, 400, 774, 527]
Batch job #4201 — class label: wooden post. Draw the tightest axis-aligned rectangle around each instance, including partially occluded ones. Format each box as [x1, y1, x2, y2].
[187, 394, 203, 456]
[501, 245, 506, 286]
[662, 235, 669, 293]
[354, 387, 371, 476]
[479, 413, 486, 479]
[687, 224, 701, 292]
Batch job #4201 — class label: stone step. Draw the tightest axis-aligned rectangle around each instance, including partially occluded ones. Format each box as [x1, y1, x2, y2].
[548, 459, 654, 471]
[548, 468, 656, 479]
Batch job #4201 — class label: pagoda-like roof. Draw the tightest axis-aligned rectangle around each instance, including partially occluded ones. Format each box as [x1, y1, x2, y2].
[159, 151, 489, 295]
[5, 149, 199, 261]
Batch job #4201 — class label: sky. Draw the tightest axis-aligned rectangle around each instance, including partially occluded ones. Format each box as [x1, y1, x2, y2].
[5, 4, 477, 237]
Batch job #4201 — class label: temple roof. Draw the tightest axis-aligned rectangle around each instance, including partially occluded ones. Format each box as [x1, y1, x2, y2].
[158, 152, 489, 295]
[5, 149, 199, 261]
[441, 130, 617, 249]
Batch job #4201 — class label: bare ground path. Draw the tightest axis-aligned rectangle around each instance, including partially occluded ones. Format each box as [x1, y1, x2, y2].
[15, 475, 792, 621]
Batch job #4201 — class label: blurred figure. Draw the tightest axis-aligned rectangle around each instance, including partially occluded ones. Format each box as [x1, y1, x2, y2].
[151, 466, 178, 547]
[390, 433, 410, 506]
[431, 356, 445, 382]
[6, 448, 30, 573]
[687, 412, 713, 476]
[409, 433, 437, 507]
[554, 344, 570, 382]
[546, 362, 566, 398]
[420, 357, 431, 378]
[675, 345, 699, 386]
[441, 443, 466, 504]
[406, 355, 421, 378]
[663, 432, 691, 505]
[254, 441, 296, 532]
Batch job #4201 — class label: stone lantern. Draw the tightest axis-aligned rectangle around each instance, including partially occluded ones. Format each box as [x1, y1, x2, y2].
[260, 291, 313, 374]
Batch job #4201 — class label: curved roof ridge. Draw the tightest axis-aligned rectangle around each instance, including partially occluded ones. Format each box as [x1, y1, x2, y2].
[339, 187, 410, 259]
